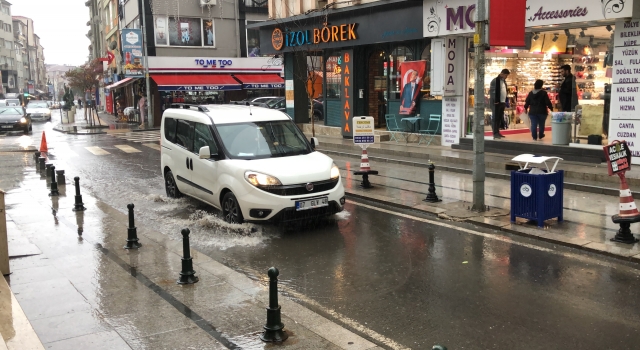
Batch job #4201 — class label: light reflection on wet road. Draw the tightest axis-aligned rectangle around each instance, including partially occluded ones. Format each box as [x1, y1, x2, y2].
[5, 121, 640, 349]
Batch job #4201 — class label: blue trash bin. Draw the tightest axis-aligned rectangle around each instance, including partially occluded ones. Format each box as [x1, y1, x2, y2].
[510, 155, 564, 227]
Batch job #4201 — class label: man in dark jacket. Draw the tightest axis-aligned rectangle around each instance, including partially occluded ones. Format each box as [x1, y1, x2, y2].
[489, 69, 510, 139]
[559, 65, 578, 112]
[524, 79, 553, 141]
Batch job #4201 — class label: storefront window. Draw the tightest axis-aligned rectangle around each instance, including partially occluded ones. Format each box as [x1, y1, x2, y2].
[420, 44, 432, 97]
[246, 21, 264, 57]
[390, 46, 414, 99]
[325, 56, 341, 99]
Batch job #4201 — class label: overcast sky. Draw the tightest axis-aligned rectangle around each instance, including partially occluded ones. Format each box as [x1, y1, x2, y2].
[12, 0, 91, 66]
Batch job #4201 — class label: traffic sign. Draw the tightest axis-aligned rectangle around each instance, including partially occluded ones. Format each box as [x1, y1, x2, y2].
[353, 116, 375, 146]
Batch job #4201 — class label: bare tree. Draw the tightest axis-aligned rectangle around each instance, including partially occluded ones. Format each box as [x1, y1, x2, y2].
[65, 59, 104, 126]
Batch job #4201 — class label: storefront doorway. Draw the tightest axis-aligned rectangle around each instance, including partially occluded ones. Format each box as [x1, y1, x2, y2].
[367, 49, 387, 128]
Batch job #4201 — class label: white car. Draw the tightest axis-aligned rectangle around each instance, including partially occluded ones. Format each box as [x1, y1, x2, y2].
[160, 104, 345, 223]
[25, 101, 52, 121]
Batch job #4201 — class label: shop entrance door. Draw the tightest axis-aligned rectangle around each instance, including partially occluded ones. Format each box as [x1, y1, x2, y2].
[367, 50, 387, 128]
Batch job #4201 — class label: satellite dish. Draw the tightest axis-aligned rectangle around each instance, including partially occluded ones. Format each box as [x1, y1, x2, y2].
[109, 41, 117, 50]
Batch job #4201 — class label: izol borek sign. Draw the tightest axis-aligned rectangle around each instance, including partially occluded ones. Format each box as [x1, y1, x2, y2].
[272, 23, 358, 50]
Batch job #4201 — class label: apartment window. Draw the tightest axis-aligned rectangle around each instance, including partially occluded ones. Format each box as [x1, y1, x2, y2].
[4, 41, 11, 49]
[0, 39, 3, 46]
[244, 0, 268, 8]
[1, 6, 8, 15]
[8, 58, 13, 67]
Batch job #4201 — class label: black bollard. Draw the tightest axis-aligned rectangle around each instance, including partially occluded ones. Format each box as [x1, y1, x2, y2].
[260, 267, 288, 342]
[124, 204, 142, 249]
[611, 215, 640, 244]
[38, 157, 45, 171]
[34, 151, 41, 161]
[424, 163, 442, 203]
[49, 165, 59, 196]
[72, 177, 86, 211]
[45, 163, 53, 177]
[56, 170, 65, 186]
[177, 228, 198, 284]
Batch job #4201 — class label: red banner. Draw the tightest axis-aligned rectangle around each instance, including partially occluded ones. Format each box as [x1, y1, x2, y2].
[398, 60, 427, 115]
[489, 0, 526, 47]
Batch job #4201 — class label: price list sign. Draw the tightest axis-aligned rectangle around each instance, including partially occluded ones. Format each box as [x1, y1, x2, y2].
[604, 141, 632, 176]
[353, 116, 375, 146]
[609, 19, 640, 164]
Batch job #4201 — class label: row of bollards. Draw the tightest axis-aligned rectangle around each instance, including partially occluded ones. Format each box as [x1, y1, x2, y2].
[32, 152, 290, 343]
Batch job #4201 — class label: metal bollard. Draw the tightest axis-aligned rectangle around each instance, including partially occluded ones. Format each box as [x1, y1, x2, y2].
[72, 177, 86, 211]
[56, 170, 65, 186]
[260, 267, 288, 342]
[0, 189, 9, 276]
[45, 163, 53, 177]
[177, 228, 198, 284]
[124, 204, 142, 249]
[38, 157, 45, 171]
[49, 165, 59, 196]
[33, 151, 41, 161]
[423, 163, 442, 203]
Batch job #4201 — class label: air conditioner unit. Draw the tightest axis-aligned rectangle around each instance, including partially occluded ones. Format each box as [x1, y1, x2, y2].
[200, 0, 216, 6]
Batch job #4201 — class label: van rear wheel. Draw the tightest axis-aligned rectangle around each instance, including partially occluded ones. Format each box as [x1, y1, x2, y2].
[165, 170, 182, 198]
[222, 192, 244, 224]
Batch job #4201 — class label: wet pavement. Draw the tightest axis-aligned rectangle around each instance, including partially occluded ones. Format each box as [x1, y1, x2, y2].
[2, 117, 640, 349]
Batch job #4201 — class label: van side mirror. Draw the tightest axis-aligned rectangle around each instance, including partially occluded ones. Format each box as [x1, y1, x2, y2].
[310, 137, 319, 150]
[199, 146, 211, 159]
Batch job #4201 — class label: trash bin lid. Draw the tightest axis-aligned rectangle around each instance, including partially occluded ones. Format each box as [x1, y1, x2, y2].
[511, 154, 563, 173]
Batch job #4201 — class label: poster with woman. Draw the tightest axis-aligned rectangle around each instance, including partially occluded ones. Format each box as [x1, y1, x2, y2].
[203, 20, 215, 47]
[168, 17, 202, 46]
[398, 61, 426, 115]
[154, 16, 167, 45]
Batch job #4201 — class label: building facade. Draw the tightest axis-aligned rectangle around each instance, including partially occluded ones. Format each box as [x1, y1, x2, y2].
[46, 64, 76, 101]
[0, 1, 17, 95]
[12, 16, 46, 96]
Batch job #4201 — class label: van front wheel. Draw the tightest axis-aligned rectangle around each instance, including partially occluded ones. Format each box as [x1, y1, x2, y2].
[222, 192, 244, 224]
[165, 170, 182, 198]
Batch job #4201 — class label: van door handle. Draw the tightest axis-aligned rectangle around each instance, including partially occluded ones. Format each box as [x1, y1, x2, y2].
[186, 157, 189, 169]
[190, 158, 193, 170]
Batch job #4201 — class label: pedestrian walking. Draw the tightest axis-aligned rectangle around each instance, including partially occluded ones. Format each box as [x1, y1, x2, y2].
[77, 98, 82, 108]
[138, 93, 147, 127]
[524, 80, 553, 141]
[489, 69, 510, 139]
[559, 64, 578, 112]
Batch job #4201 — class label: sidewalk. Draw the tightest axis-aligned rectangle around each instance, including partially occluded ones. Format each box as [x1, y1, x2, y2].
[329, 151, 640, 263]
[52, 109, 142, 135]
[1, 159, 382, 349]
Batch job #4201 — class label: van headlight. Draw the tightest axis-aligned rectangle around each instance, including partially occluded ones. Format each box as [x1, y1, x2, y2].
[20, 117, 27, 123]
[330, 163, 340, 180]
[245, 171, 282, 187]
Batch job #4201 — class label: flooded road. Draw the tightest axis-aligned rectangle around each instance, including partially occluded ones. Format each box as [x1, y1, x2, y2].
[4, 122, 640, 349]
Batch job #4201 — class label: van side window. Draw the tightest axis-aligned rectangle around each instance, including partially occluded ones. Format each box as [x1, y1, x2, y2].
[175, 120, 194, 151]
[193, 123, 219, 156]
[164, 117, 176, 143]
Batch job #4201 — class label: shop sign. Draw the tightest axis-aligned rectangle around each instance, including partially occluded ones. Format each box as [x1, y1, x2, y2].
[444, 37, 465, 96]
[157, 85, 240, 92]
[341, 50, 354, 138]
[604, 141, 632, 175]
[243, 83, 284, 89]
[121, 29, 144, 77]
[194, 59, 233, 68]
[442, 96, 461, 146]
[271, 24, 358, 51]
[353, 117, 375, 145]
[609, 18, 640, 164]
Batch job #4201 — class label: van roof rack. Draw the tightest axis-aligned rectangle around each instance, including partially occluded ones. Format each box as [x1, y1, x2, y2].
[170, 103, 209, 112]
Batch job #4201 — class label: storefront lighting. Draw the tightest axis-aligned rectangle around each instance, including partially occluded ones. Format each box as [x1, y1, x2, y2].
[533, 33, 539, 41]
[606, 25, 613, 32]
[552, 33, 559, 42]
[579, 28, 586, 38]
[564, 29, 571, 36]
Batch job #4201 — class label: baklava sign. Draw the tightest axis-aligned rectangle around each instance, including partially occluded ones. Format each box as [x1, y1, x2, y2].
[341, 50, 354, 138]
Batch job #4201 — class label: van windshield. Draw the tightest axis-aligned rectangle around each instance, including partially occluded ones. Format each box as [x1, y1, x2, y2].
[217, 120, 311, 159]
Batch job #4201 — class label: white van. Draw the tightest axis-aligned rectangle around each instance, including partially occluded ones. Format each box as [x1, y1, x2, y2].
[160, 104, 345, 223]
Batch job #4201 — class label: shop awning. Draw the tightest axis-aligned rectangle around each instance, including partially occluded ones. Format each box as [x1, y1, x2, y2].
[151, 74, 241, 92]
[105, 77, 136, 90]
[233, 74, 284, 89]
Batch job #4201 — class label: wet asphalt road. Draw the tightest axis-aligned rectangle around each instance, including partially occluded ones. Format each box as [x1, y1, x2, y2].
[4, 112, 640, 349]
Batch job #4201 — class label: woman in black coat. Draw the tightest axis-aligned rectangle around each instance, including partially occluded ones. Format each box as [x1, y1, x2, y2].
[524, 80, 553, 141]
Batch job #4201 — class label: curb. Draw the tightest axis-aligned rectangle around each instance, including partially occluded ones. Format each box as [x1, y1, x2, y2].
[323, 148, 636, 199]
[345, 191, 640, 265]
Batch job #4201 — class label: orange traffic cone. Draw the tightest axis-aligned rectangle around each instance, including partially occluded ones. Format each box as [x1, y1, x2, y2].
[617, 173, 640, 217]
[39, 131, 48, 153]
[360, 149, 370, 172]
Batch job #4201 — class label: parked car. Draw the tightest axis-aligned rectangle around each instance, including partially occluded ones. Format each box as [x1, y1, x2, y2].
[6, 99, 20, 107]
[160, 104, 345, 223]
[232, 96, 279, 105]
[0, 106, 31, 134]
[25, 101, 52, 121]
[0, 100, 5, 106]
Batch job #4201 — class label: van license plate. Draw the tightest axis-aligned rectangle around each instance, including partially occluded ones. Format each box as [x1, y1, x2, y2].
[295, 197, 328, 211]
[1, 125, 12, 129]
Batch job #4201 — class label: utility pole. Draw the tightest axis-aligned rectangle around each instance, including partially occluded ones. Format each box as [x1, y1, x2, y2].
[472, 0, 487, 212]
[141, 0, 152, 128]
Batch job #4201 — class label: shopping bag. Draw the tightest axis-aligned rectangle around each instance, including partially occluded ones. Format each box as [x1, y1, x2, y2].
[519, 112, 530, 126]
